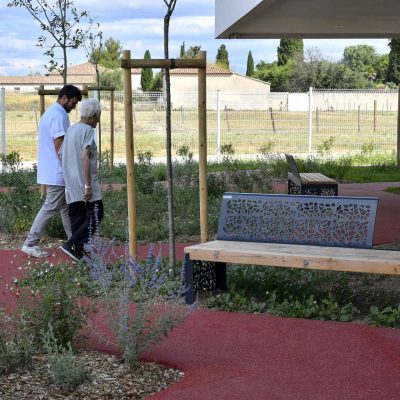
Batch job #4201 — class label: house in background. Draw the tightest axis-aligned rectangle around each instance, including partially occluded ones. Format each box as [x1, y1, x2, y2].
[170, 64, 270, 109]
[0, 62, 141, 92]
[0, 61, 270, 109]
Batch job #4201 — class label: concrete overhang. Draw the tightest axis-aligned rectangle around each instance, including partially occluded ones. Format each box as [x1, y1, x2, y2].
[215, 0, 400, 39]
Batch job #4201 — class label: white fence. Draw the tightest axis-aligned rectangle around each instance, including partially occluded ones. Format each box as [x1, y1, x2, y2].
[0, 88, 398, 162]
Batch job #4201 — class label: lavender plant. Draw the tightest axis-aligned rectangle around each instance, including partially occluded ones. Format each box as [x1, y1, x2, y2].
[84, 237, 194, 366]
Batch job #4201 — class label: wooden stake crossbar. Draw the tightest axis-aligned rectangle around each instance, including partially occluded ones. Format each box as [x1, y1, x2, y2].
[121, 58, 207, 69]
[121, 51, 208, 257]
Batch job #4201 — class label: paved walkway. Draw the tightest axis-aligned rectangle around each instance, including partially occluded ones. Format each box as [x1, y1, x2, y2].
[1, 182, 400, 399]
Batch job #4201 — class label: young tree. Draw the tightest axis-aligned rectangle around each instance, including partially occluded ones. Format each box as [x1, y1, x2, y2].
[83, 24, 103, 87]
[98, 70, 122, 90]
[93, 37, 123, 89]
[140, 50, 154, 91]
[163, 0, 178, 275]
[277, 39, 304, 66]
[8, 0, 93, 84]
[216, 44, 229, 69]
[179, 41, 185, 58]
[387, 39, 400, 84]
[150, 72, 163, 91]
[246, 50, 254, 77]
[98, 37, 123, 69]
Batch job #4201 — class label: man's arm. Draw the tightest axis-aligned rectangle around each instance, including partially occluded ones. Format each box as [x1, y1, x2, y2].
[82, 148, 92, 202]
[53, 136, 64, 155]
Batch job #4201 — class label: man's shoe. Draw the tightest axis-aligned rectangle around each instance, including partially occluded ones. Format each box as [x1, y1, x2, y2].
[21, 245, 48, 258]
[59, 244, 79, 262]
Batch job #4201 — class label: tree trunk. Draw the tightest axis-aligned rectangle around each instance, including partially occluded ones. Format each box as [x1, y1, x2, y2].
[164, 5, 176, 276]
[63, 45, 67, 85]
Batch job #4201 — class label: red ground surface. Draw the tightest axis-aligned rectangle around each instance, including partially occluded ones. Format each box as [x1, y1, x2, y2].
[1, 182, 400, 399]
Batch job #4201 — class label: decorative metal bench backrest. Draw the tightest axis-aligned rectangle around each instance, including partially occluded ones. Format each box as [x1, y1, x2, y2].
[285, 154, 301, 179]
[217, 193, 379, 249]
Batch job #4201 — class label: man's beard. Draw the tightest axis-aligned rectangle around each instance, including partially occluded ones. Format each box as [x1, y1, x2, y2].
[62, 104, 72, 113]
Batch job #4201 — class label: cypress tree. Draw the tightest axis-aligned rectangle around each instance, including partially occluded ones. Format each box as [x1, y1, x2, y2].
[216, 44, 230, 69]
[246, 51, 254, 76]
[180, 41, 185, 58]
[387, 39, 400, 84]
[277, 39, 304, 65]
[140, 49, 153, 91]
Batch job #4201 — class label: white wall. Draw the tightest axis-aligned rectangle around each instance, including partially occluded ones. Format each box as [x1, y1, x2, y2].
[170, 74, 270, 109]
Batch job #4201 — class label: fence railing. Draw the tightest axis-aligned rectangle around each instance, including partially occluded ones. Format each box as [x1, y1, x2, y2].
[0, 88, 398, 162]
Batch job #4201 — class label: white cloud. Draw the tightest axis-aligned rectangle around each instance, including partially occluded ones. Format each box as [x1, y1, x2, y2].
[0, 34, 35, 51]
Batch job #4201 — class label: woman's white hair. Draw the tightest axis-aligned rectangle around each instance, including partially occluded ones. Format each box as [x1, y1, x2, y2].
[80, 98, 101, 119]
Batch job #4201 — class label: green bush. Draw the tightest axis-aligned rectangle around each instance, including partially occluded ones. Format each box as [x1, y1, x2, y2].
[364, 305, 400, 328]
[17, 263, 89, 348]
[42, 324, 89, 390]
[0, 312, 35, 375]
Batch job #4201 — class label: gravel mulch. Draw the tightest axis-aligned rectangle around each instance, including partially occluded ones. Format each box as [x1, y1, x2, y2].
[0, 349, 183, 399]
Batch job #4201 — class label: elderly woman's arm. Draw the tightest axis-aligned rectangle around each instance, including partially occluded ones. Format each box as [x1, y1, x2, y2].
[82, 147, 92, 202]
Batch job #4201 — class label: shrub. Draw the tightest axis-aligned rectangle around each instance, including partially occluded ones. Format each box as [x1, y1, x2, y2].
[364, 305, 400, 328]
[84, 239, 193, 366]
[42, 324, 89, 390]
[0, 310, 35, 374]
[15, 263, 89, 348]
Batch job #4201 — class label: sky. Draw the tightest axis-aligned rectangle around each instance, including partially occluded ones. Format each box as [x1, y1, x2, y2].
[0, 0, 392, 77]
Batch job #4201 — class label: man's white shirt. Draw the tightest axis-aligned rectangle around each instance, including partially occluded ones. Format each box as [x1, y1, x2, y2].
[37, 102, 70, 185]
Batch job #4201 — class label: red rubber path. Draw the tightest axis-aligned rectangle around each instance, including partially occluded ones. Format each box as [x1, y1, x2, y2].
[1, 182, 400, 399]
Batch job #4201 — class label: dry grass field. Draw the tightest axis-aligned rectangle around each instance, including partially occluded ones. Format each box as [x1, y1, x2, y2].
[1, 92, 397, 161]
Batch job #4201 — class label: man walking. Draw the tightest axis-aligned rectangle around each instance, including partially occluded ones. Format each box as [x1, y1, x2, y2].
[22, 85, 82, 258]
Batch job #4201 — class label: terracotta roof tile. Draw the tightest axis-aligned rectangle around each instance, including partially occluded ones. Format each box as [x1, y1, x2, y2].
[171, 65, 232, 75]
[0, 75, 93, 85]
[48, 62, 141, 75]
[0, 62, 141, 85]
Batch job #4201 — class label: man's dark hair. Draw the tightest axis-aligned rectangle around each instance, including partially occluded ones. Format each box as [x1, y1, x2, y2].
[58, 85, 82, 101]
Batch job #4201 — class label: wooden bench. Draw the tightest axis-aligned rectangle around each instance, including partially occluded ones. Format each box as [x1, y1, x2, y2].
[183, 192, 400, 304]
[285, 153, 338, 196]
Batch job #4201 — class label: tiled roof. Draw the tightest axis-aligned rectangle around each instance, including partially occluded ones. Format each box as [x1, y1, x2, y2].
[0, 75, 94, 85]
[0, 62, 141, 85]
[171, 65, 232, 75]
[48, 62, 99, 75]
[48, 62, 141, 75]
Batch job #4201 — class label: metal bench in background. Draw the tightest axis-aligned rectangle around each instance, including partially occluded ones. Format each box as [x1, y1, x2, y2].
[183, 192, 400, 305]
[285, 153, 338, 196]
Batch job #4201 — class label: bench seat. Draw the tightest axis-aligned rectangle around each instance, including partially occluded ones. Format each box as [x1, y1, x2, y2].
[185, 240, 400, 276]
[286, 154, 338, 195]
[183, 192, 398, 304]
[295, 172, 336, 185]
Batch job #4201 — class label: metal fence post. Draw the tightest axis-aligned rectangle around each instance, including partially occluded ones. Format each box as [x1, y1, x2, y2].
[308, 87, 313, 158]
[216, 90, 221, 161]
[397, 86, 400, 166]
[1, 88, 5, 163]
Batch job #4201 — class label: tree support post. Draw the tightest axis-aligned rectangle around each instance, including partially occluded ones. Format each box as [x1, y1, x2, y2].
[123, 50, 138, 257]
[198, 51, 208, 243]
[39, 85, 46, 198]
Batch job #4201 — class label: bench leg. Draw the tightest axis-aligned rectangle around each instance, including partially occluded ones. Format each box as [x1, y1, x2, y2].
[288, 179, 301, 195]
[184, 253, 195, 305]
[215, 262, 227, 291]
